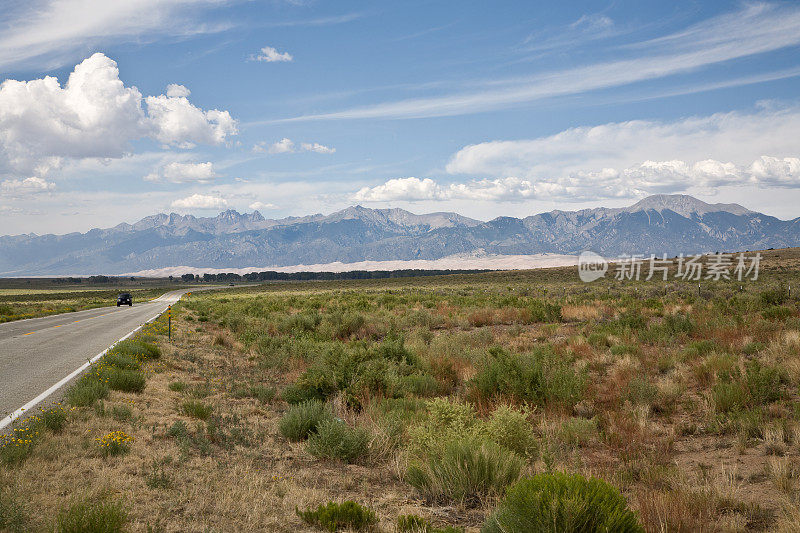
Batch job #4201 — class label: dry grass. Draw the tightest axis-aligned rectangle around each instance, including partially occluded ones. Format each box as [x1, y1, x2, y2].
[3, 248, 800, 531]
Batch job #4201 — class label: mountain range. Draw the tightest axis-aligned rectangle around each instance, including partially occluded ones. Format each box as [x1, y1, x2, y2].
[1, 194, 798, 276]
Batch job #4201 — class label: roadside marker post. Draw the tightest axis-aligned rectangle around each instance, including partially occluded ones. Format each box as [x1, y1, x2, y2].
[168, 305, 172, 341]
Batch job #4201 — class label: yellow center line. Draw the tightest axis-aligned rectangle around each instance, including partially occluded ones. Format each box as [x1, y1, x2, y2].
[23, 332, 34, 336]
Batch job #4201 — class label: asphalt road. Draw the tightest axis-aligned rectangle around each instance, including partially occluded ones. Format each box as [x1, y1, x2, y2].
[0, 288, 195, 426]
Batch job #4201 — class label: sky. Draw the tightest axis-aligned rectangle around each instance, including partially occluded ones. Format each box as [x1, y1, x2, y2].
[2, 0, 800, 235]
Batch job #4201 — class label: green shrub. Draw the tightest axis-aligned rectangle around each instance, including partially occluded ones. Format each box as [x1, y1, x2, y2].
[114, 339, 160, 359]
[168, 381, 187, 392]
[406, 438, 524, 504]
[42, 406, 68, 432]
[484, 405, 537, 457]
[101, 367, 146, 393]
[66, 375, 109, 407]
[282, 369, 337, 404]
[249, 384, 276, 403]
[482, 472, 643, 533]
[471, 346, 583, 407]
[296, 500, 377, 532]
[712, 381, 748, 413]
[527, 300, 562, 322]
[101, 352, 140, 371]
[181, 400, 212, 420]
[407, 398, 480, 456]
[306, 419, 369, 463]
[56, 499, 128, 533]
[744, 360, 783, 405]
[760, 288, 788, 307]
[278, 399, 333, 441]
[111, 405, 133, 422]
[762, 306, 793, 321]
[683, 340, 718, 359]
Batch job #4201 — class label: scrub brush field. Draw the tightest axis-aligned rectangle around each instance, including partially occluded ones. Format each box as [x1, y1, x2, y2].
[2, 249, 800, 532]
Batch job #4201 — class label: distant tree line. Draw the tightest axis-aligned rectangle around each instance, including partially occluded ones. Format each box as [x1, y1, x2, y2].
[180, 269, 491, 283]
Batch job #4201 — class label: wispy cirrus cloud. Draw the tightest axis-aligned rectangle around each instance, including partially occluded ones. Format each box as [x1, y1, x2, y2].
[277, 2, 800, 122]
[0, 0, 238, 70]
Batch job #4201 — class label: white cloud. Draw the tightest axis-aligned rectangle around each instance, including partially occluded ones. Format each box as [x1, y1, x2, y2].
[165, 83, 191, 98]
[170, 193, 228, 210]
[253, 138, 335, 154]
[0, 0, 233, 70]
[278, 3, 800, 122]
[268, 138, 295, 154]
[354, 177, 443, 202]
[249, 201, 278, 210]
[253, 46, 293, 63]
[0, 176, 56, 194]
[300, 142, 336, 154]
[0, 53, 237, 178]
[144, 161, 218, 183]
[446, 106, 800, 180]
[354, 156, 800, 203]
[146, 91, 237, 148]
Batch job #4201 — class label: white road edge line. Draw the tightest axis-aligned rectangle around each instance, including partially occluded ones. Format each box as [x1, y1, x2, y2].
[0, 310, 164, 432]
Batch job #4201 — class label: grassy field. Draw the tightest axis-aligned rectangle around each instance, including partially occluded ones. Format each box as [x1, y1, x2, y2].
[2, 250, 800, 531]
[0, 281, 186, 323]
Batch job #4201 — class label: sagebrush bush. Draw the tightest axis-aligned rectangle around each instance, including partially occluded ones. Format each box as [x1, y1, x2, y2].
[471, 346, 584, 406]
[406, 438, 524, 504]
[66, 375, 109, 407]
[407, 398, 480, 456]
[114, 339, 161, 359]
[482, 472, 643, 533]
[56, 499, 127, 533]
[181, 400, 213, 420]
[101, 367, 146, 393]
[484, 405, 538, 457]
[42, 405, 68, 432]
[101, 352, 140, 371]
[527, 299, 562, 322]
[278, 399, 333, 441]
[296, 500, 377, 531]
[306, 419, 369, 463]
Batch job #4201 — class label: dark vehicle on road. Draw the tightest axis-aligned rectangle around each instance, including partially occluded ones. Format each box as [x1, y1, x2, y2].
[117, 293, 133, 306]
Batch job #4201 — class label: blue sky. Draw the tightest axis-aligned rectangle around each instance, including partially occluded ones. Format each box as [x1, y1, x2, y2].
[2, 0, 800, 235]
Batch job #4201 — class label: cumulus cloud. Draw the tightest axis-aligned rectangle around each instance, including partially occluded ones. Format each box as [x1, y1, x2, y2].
[354, 156, 800, 203]
[146, 92, 237, 148]
[170, 193, 228, 210]
[253, 46, 293, 62]
[144, 161, 218, 183]
[446, 107, 800, 180]
[249, 201, 277, 210]
[354, 177, 443, 202]
[0, 176, 56, 194]
[165, 83, 191, 98]
[0, 53, 237, 178]
[253, 138, 335, 154]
